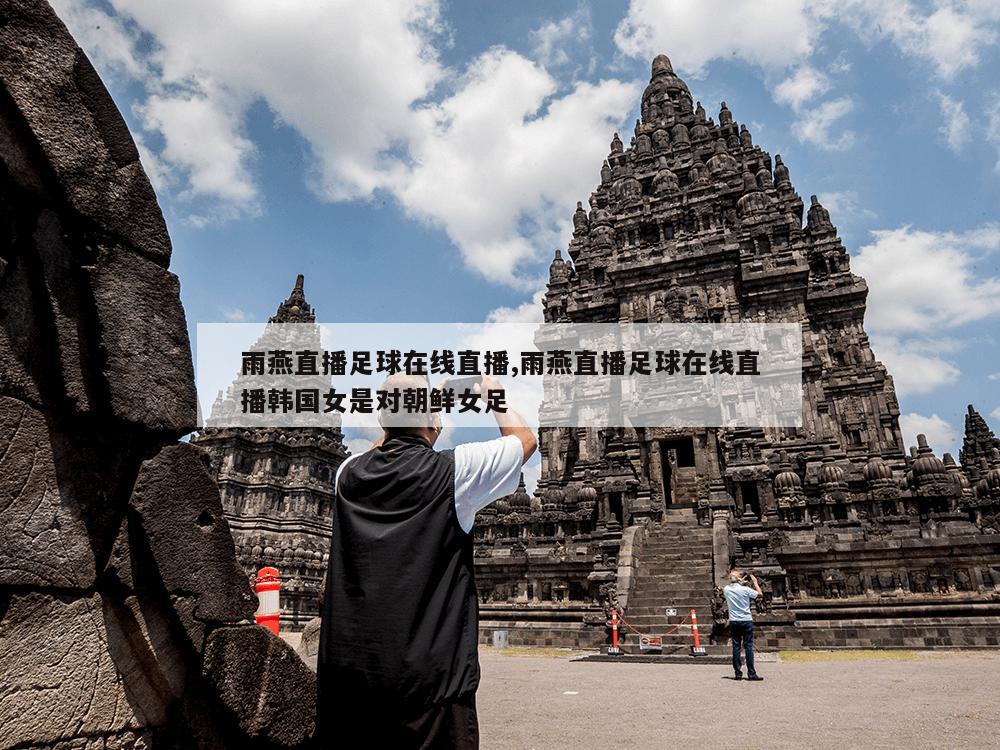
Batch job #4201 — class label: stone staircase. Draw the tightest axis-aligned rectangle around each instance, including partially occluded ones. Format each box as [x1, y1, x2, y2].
[669, 467, 700, 505]
[622, 507, 723, 654]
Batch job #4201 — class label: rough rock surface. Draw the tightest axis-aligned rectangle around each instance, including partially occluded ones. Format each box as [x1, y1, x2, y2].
[0, 1, 317, 747]
[0, 0, 170, 261]
[0, 593, 148, 747]
[86, 245, 197, 433]
[296, 616, 322, 665]
[0, 397, 96, 588]
[129, 443, 258, 647]
[203, 626, 317, 746]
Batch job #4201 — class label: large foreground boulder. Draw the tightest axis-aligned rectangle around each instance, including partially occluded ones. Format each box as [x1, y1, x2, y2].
[0, 1, 317, 747]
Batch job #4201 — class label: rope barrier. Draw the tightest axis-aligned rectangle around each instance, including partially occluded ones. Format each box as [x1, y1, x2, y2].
[607, 605, 713, 655]
[614, 609, 691, 640]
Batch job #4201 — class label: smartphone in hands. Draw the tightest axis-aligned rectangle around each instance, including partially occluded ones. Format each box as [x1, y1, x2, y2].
[443, 375, 483, 393]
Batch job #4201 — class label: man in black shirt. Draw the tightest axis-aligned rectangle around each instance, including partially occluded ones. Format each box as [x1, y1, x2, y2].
[317, 374, 536, 748]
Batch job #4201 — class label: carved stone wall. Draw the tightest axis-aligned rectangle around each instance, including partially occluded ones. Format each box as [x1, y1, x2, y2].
[0, 2, 315, 746]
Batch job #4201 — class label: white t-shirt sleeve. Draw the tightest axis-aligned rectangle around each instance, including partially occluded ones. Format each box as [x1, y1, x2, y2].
[453, 435, 524, 533]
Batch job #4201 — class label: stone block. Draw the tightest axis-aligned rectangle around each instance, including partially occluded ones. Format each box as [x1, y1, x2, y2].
[0, 593, 148, 747]
[129, 444, 257, 647]
[0, 203, 97, 415]
[296, 616, 322, 660]
[0, 0, 170, 261]
[0, 396, 95, 587]
[85, 245, 196, 434]
[0, 123, 191, 434]
[202, 625, 316, 747]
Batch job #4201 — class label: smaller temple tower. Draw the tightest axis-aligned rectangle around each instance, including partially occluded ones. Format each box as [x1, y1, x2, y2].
[192, 275, 349, 629]
[960, 404, 1000, 485]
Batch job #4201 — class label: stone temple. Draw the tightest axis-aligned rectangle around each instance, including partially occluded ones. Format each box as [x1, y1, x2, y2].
[138, 52, 1000, 654]
[471, 55, 1000, 650]
[7, 0, 999, 744]
[192, 275, 348, 630]
[194, 54, 1000, 652]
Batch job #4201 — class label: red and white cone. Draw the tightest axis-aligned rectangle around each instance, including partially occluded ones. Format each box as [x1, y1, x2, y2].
[608, 609, 622, 655]
[255, 567, 281, 635]
[690, 608, 706, 655]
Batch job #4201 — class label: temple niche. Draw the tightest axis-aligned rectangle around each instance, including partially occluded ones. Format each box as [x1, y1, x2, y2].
[192, 275, 348, 631]
[473, 54, 1000, 650]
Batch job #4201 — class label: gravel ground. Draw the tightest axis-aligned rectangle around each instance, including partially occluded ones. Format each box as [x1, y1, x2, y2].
[476, 649, 1000, 750]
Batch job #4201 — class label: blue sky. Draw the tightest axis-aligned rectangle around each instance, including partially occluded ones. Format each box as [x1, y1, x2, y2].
[53, 0, 1000, 460]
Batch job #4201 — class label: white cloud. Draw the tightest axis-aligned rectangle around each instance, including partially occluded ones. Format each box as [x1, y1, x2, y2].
[612, 0, 1000, 158]
[818, 191, 875, 222]
[829, 0, 999, 79]
[828, 51, 852, 75]
[857, 224, 1000, 399]
[345, 437, 373, 456]
[772, 66, 852, 151]
[899, 412, 957, 458]
[991, 407, 1000, 420]
[343, 424, 384, 456]
[852, 224, 1000, 334]
[614, 0, 1000, 80]
[486, 290, 546, 326]
[614, 0, 819, 75]
[133, 135, 172, 196]
[137, 91, 258, 209]
[222, 307, 249, 322]
[921, 5, 996, 78]
[791, 96, 855, 150]
[869, 336, 960, 397]
[934, 91, 971, 152]
[55, 0, 446, 220]
[531, 5, 591, 68]
[49, 0, 146, 78]
[773, 65, 829, 110]
[55, 0, 638, 287]
[988, 372, 1000, 381]
[389, 49, 638, 287]
[56, 0, 1000, 289]
[986, 93, 1000, 173]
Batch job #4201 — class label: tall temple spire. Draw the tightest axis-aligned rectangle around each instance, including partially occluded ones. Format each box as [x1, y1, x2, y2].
[269, 273, 315, 323]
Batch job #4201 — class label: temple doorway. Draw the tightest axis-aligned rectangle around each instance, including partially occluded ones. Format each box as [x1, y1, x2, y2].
[660, 437, 696, 506]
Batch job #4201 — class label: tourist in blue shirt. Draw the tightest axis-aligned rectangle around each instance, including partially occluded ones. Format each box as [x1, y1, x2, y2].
[723, 569, 764, 681]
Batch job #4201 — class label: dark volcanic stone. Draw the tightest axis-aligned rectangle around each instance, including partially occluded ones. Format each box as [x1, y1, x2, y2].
[129, 443, 257, 647]
[0, 396, 96, 587]
[0, 386, 145, 590]
[202, 625, 317, 747]
[0, 1, 317, 746]
[0, 0, 170, 262]
[0, 592, 148, 746]
[85, 244, 197, 434]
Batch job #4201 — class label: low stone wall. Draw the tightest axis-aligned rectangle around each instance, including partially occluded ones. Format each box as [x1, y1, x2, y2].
[478, 604, 605, 649]
[759, 618, 1000, 650]
[725, 599, 1000, 650]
